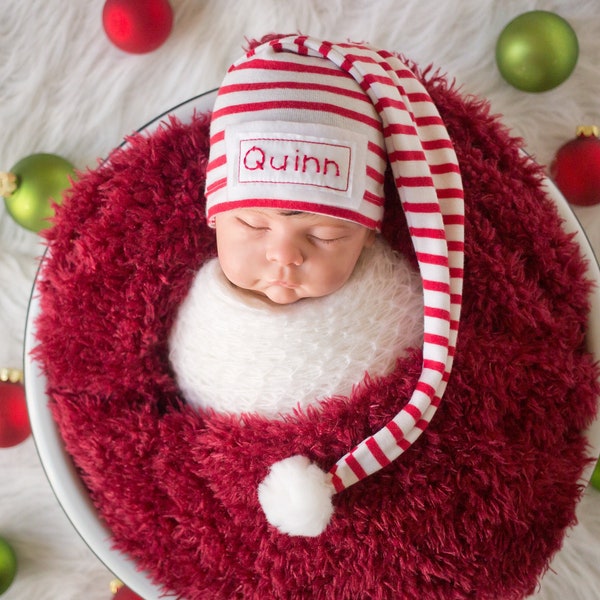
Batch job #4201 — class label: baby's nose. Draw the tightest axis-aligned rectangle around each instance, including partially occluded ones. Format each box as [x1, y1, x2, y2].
[266, 238, 304, 266]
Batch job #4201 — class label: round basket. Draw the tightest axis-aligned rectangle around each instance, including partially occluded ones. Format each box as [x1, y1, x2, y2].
[26, 72, 600, 600]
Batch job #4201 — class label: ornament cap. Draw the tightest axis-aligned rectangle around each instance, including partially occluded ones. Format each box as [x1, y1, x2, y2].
[0, 368, 23, 384]
[0, 171, 18, 197]
[576, 125, 599, 138]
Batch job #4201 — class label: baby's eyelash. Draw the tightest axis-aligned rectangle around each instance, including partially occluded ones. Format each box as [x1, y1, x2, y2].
[309, 234, 342, 244]
[237, 218, 267, 230]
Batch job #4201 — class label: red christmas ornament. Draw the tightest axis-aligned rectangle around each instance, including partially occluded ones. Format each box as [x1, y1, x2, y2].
[550, 126, 600, 206]
[0, 375, 31, 448]
[113, 584, 144, 600]
[102, 0, 174, 54]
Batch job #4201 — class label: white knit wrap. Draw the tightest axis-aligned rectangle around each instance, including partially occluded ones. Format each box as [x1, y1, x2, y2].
[169, 238, 423, 419]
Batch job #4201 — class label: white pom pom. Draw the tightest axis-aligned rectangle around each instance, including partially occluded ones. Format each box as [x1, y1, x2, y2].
[258, 455, 336, 537]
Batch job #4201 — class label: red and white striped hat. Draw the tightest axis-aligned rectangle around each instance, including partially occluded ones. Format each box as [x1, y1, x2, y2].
[205, 41, 387, 230]
[206, 35, 465, 537]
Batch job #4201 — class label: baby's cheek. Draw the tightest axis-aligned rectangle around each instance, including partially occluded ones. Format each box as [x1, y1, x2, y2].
[219, 252, 247, 285]
[313, 267, 354, 297]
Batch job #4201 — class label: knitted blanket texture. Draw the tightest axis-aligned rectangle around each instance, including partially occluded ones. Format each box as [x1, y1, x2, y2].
[34, 67, 598, 600]
[169, 239, 423, 418]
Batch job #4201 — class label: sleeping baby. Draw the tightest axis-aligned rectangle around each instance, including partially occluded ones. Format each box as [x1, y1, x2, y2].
[167, 35, 463, 536]
[169, 209, 423, 418]
[168, 40, 425, 419]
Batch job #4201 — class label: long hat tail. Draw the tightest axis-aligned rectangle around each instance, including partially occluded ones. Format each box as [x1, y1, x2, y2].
[252, 35, 464, 536]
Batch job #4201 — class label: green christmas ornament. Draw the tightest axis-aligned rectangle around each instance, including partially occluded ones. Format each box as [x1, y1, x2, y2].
[591, 457, 600, 491]
[496, 10, 579, 93]
[1, 153, 75, 232]
[0, 536, 17, 595]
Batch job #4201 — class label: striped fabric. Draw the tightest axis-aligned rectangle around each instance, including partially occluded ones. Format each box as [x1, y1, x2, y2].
[206, 35, 464, 494]
[205, 42, 388, 230]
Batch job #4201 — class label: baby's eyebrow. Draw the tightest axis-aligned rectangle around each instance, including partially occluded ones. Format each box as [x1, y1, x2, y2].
[278, 210, 304, 217]
[310, 220, 358, 230]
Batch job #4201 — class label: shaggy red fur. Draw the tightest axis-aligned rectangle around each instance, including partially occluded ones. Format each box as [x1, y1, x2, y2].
[34, 65, 598, 599]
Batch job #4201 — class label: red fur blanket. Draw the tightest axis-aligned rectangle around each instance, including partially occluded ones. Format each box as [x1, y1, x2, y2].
[34, 67, 598, 599]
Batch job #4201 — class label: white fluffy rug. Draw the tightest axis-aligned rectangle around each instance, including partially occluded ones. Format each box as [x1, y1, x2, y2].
[1, 1, 600, 598]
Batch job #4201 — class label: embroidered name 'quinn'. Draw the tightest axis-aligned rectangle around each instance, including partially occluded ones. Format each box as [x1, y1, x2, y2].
[237, 136, 352, 192]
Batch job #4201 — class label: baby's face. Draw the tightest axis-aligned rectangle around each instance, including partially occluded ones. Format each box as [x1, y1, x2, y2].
[214, 208, 375, 304]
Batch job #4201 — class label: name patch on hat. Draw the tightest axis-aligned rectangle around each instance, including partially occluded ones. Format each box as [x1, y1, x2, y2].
[238, 137, 351, 192]
[225, 121, 367, 210]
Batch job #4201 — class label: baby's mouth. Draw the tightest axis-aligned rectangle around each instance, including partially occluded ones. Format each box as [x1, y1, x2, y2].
[269, 280, 299, 289]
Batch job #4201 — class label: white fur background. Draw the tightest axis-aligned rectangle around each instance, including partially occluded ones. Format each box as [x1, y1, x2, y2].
[1, 1, 599, 598]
